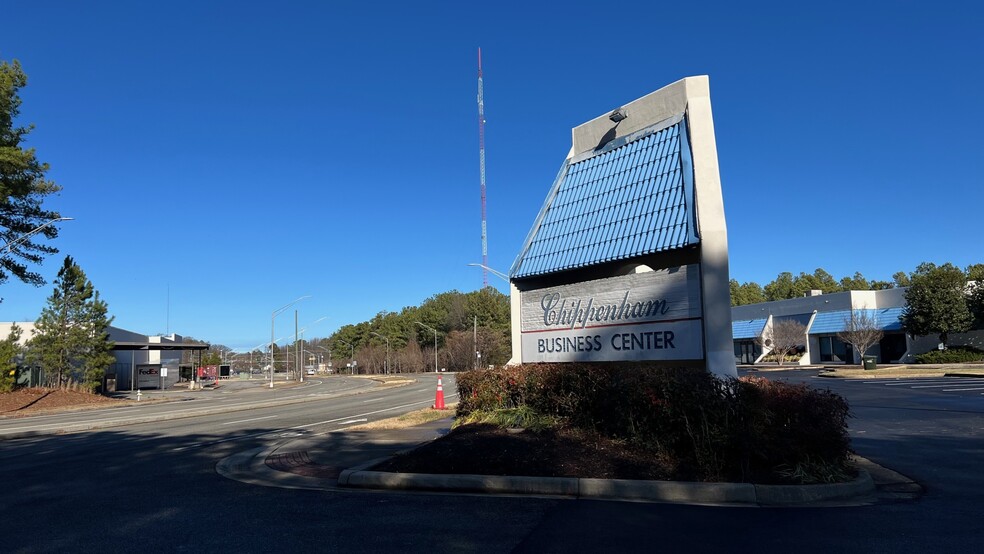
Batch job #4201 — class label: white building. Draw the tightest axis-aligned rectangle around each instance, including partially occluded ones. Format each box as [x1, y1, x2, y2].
[0, 322, 209, 390]
[731, 289, 984, 365]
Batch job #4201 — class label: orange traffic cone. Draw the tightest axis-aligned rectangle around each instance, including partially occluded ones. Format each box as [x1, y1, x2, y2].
[433, 375, 446, 410]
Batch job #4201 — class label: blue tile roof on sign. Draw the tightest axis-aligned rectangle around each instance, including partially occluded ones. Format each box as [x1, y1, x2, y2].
[732, 318, 767, 340]
[510, 117, 698, 279]
[808, 308, 904, 334]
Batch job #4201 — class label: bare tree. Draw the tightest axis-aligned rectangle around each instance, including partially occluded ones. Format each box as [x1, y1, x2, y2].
[837, 309, 883, 364]
[394, 340, 424, 373]
[758, 320, 806, 365]
[443, 330, 473, 372]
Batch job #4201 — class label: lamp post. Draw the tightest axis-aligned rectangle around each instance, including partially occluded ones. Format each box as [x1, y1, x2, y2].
[335, 339, 355, 374]
[415, 321, 439, 373]
[467, 262, 509, 283]
[1, 217, 73, 255]
[371, 332, 390, 374]
[314, 345, 331, 373]
[270, 296, 310, 388]
[292, 316, 327, 382]
[248, 341, 269, 380]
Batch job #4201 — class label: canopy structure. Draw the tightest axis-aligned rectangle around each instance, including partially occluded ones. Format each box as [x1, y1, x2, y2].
[112, 342, 210, 351]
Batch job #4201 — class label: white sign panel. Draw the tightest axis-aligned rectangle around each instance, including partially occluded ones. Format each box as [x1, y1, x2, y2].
[522, 320, 703, 362]
[520, 265, 703, 363]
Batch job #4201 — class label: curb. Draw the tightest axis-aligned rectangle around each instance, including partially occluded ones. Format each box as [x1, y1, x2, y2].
[753, 470, 874, 505]
[336, 467, 875, 505]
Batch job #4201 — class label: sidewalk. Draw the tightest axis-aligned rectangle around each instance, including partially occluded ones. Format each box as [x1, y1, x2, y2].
[217, 417, 918, 506]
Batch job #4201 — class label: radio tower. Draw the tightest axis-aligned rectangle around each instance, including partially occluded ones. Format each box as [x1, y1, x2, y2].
[477, 48, 489, 288]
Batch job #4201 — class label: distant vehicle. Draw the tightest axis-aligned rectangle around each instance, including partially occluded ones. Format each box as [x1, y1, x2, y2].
[306, 369, 316, 375]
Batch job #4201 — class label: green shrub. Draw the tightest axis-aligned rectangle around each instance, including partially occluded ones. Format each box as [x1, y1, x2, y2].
[914, 346, 984, 364]
[454, 406, 560, 432]
[456, 364, 853, 484]
[0, 367, 15, 393]
[734, 376, 852, 482]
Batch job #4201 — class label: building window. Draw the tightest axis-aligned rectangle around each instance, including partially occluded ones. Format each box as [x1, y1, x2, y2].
[734, 340, 761, 365]
[818, 336, 852, 363]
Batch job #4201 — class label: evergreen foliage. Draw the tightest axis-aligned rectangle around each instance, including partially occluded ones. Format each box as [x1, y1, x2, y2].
[0, 58, 62, 288]
[900, 262, 973, 348]
[0, 324, 21, 392]
[200, 351, 222, 366]
[320, 287, 511, 373]
[731, 263, 979, 305]
[27, 256, 115, 391]
[970, 280, 984, 329]
[729, 279, 765, 306]
[913, 345, 984, 364]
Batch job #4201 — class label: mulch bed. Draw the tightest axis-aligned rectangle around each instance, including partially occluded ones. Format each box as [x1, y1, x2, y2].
[0, 387, 123, 416]
[372, 423, 675, 480]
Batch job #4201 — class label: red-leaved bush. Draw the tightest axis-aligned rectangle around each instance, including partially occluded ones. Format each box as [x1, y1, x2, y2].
[456, 364, 852, 483]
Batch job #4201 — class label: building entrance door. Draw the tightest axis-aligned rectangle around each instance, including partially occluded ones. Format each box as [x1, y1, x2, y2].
[734, 341, 759, 364]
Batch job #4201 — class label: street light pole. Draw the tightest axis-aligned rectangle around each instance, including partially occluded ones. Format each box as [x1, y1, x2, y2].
[1, 217, 73, 255]
[314, 345, 331, 373]
[335, 339, 355, 374]
[270, 295, 310, 388]
[294, 309, 299, 382]
[248, 341, 269, 380]
[415, 321, 438, 373]
[285, 316, 328, 382]
[467, 262, 509, 283]
[371, 332, 390, 374]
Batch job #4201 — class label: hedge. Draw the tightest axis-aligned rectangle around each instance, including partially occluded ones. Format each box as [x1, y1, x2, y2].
[456, 363, 852, 484]
[914, 346, 984, 364]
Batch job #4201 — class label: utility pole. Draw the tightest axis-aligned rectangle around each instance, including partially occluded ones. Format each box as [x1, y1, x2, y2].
[477, 48, 489, 288]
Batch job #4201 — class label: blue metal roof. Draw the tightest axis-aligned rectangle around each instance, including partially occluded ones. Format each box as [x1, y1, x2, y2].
[808, 308, 904, 334]
[510, 117, 698, 279]
[732, 318, 767, 340]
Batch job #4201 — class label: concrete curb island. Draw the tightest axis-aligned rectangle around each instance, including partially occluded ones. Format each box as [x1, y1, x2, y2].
[211, 416, 891, 507]
[214, 436, 883, 507]
[336, 464, 875, 506]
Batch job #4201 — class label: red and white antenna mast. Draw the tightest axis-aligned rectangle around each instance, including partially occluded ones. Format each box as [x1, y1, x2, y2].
[477, 48, 489, 288]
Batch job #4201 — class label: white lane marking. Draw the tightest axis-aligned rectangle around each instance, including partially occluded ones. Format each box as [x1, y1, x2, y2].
[941, 387, 984, 392]
[362, 398, 385, 403]
[911, 384, 972, 389]
[171, 397, 449, 452]
[338, 418, 368, 425]
[880, 380, 984, 386]
[221, 415, 278, 426]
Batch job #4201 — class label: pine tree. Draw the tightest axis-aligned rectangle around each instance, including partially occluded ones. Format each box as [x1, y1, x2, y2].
[0, 324, 22, 392]
[1, 58, 63, 287]
[28, 256, 114, 391]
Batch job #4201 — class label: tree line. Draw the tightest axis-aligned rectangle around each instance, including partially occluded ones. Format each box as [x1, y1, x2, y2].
[213, 287, 512, 376]
[730, 264, 984, 306]
[748, 262, 984, 365]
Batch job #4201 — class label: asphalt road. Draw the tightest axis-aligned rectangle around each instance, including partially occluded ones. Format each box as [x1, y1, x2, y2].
[0, 376, 382, 439]
[1, 370, 982, 553]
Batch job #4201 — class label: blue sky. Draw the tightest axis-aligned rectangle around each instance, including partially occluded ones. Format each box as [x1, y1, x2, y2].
[2, 1, 981, 351]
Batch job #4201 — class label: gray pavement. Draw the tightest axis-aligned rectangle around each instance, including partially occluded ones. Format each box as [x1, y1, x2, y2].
[4, 374, 921, 508]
